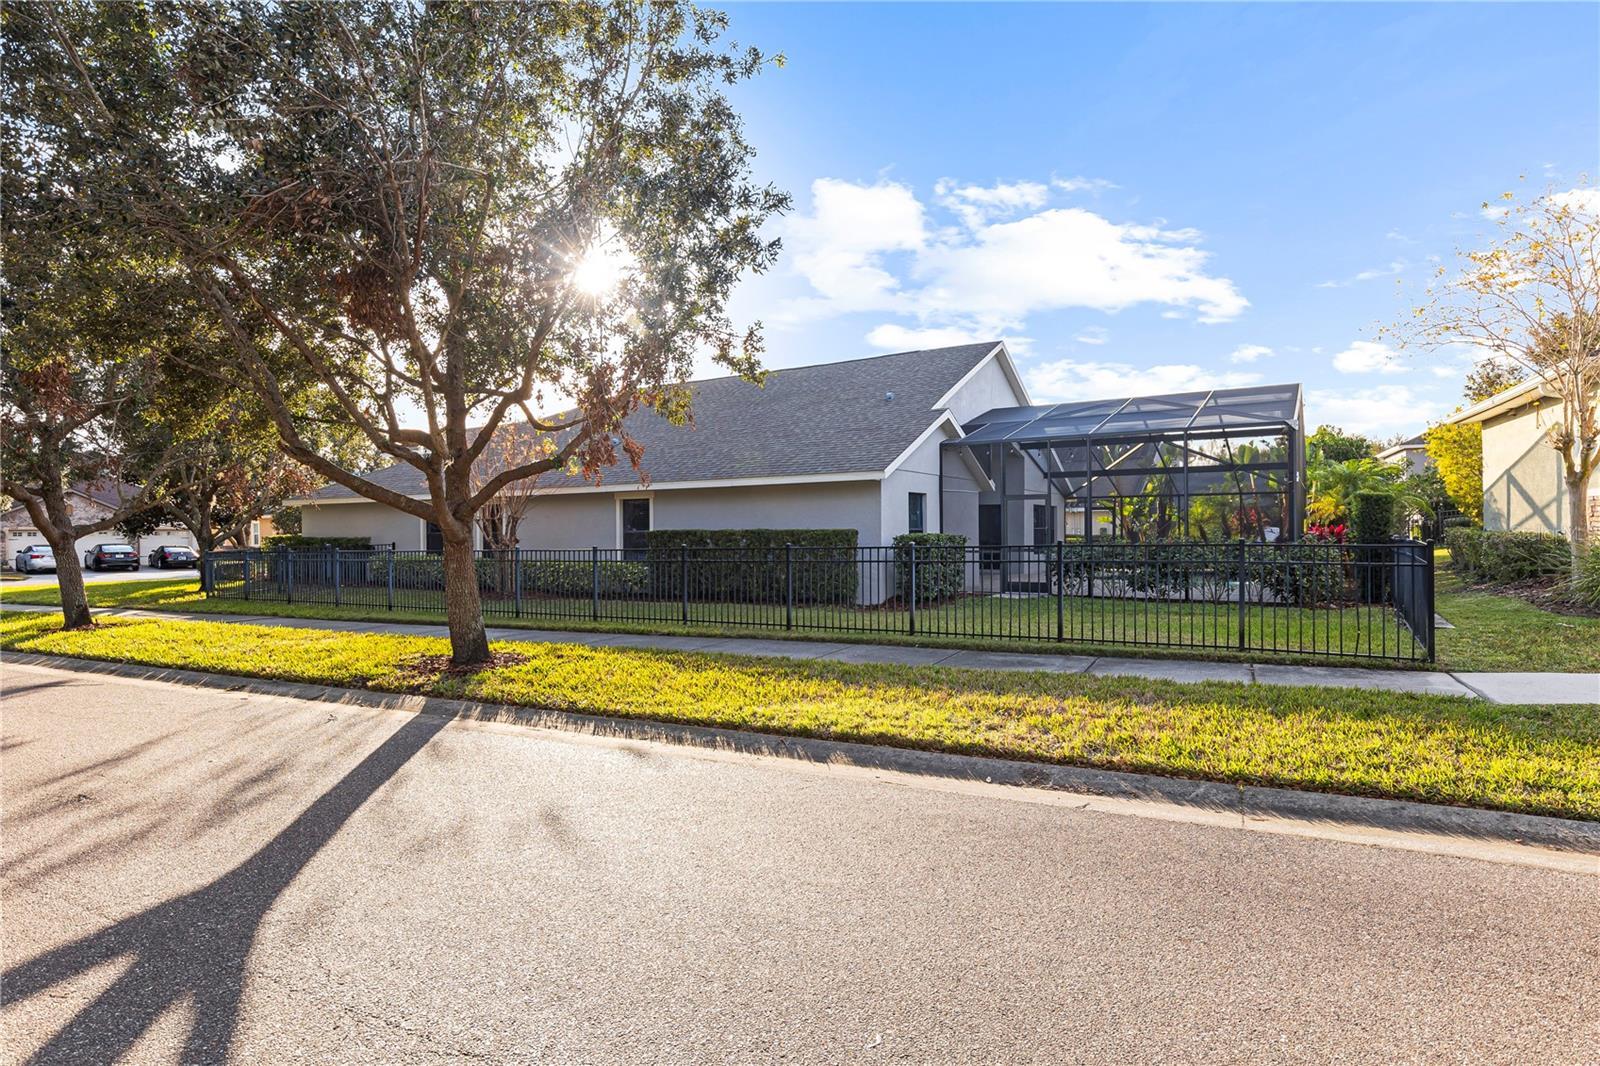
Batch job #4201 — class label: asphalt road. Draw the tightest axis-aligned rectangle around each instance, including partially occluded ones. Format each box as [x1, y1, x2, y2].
[3, 662, 1597, 1065]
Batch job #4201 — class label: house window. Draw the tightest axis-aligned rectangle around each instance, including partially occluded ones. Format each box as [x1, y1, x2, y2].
[620, 498, 651, 559]
[425, 521, 444, 552]
[1033, 504, 1054, 546]
[908, 492, 927, 534]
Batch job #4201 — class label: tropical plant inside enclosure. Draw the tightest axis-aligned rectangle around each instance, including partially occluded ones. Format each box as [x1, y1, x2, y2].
[1306, 456, 1434, 529]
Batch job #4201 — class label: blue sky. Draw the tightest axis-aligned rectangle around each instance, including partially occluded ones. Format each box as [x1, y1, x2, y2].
[708, 2, 1599, 438]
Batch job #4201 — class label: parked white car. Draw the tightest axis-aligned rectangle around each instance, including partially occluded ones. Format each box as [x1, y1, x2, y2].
[14, 544, 56, 573]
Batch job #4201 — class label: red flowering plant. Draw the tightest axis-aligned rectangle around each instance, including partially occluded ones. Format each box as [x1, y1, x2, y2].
[1305, 523, 1348, 543]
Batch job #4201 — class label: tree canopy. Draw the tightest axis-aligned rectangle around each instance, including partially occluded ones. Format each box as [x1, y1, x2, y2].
[10, 1, 790, 662]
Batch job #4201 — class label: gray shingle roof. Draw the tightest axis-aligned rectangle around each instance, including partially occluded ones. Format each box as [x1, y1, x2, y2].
[305, 342, 1001, 501]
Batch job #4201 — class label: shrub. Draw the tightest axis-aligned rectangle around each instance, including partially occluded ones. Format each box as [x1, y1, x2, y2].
[644, 528, 859, 604]
[1445, 528, 1571, 583]
[262, 534, 372, 550]
[519, 559, 648, 599]
[1570, 545, 1600, 610]
[1350, 491, 1396, 544]
[892, 533, 967, 604]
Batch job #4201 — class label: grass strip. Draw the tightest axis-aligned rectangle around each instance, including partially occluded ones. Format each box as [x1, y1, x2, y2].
[3, 609, 1596, 820]
[0, 577, 1428, 669]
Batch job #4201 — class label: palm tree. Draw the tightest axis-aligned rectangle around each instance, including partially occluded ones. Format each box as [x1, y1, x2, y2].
[1307, 457, 1435, 524]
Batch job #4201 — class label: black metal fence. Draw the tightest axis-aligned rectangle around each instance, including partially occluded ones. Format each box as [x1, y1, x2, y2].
[205, 539, 1435, 662]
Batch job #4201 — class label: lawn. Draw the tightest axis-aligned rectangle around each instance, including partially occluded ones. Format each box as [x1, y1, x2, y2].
[2, 609, 1596, 820]
[1434, 567, 1600, 673]
[0, 575, 1429, 666]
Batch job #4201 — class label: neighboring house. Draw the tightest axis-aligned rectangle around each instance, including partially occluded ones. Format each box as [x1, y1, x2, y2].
[294, 342, 1066, 553]
[1444, 377, 1600, 536]
[1, 482, 198, 568]
[1376, 435, 1430, 477]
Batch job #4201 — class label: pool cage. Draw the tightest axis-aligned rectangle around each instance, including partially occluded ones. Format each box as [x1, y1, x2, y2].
[945, 383, 1305, 544]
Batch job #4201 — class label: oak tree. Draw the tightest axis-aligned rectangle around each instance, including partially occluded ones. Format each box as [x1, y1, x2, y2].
[21, 2, 788, 664]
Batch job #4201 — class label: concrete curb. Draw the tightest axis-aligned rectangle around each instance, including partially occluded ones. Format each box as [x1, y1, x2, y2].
[7, 650, 1599, 857]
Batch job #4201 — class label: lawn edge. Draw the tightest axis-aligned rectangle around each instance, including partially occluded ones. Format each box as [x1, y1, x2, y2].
[8, 648, 1599, 855]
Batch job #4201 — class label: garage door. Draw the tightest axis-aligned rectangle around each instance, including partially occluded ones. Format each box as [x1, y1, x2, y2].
[138, 532, 198, 560]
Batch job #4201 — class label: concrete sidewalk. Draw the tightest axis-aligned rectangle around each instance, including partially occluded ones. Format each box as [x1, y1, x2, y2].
[3, 602, 1595, 704]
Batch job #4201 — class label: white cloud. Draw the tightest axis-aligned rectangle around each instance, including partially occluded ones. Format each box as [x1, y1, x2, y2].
[1317, 260, 1407, 288]
[1228, 344, 1273, 365]
[935, 179, 1051, 228]
[1052, 176, 1118, 193]
[913, 208, 1247, 325]
[1308, 386, 1444, 437]
[865, 323, 988, 351]
[1550, 187, 1600, 215]
[1074, 326, 1110, 346]
[1026, 359, 1262, 401]
[783, 179, 926, 314]
[1332, 340, 1408, 375]
[782, 177, 1248, 331]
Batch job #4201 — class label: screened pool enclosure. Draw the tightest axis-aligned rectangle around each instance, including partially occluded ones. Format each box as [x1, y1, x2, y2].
[944, 383, 1306, 544]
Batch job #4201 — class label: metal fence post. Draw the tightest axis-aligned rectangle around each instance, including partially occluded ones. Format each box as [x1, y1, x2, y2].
[333, 547, 342, 607]
[386, 548, 395, 610]
[513, 548, 523, 618]
[591, 546, 600, 621]
[908, 542, 918, 636]
[1055, 540, 1064, 642]
[242, 554, 251, 601]
[680, 545, 689, 624]
[285, 550, 294, 604]
[785, 543, 794, 631]
[1236, 538, 1248, 651]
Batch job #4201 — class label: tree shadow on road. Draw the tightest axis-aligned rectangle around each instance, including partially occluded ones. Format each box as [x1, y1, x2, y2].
[2, 709, 453, 1065]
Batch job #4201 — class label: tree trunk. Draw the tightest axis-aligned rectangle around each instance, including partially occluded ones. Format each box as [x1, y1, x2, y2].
[196, 530, 217, 593]
[51, 541, 94, 630]
[441, 534, 490, 666]
[1567, 472, 1592, 578]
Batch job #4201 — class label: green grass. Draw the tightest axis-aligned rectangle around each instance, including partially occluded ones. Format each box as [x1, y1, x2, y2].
[0, 576, 1429, 667]
[3, 608, 1596, 819]
[1434, 565, 1600, 673]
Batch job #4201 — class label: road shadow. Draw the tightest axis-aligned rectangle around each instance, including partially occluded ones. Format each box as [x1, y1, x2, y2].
[1, 709, 452, 1064]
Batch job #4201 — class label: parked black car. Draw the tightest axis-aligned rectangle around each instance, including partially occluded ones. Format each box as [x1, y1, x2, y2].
[83, 543, 139, 572]
[148, 545, 198, 569]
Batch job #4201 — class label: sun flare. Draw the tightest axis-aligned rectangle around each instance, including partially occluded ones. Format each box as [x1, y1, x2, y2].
[571, 244, 628, 297]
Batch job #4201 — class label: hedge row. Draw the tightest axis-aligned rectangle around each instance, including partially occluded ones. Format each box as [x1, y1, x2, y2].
[642, 528, 859, 603]
[262, 534, 373, 550]
[1444, 528, 1571, 584]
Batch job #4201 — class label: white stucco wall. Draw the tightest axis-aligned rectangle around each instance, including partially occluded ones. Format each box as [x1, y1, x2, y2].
[941, 352, 1022, 424]
[300, 501, 427, 548]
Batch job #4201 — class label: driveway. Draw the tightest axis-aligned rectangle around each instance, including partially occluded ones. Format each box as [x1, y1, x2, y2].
[3, 661, 1596, 1064]
[4, 565, 196, 588]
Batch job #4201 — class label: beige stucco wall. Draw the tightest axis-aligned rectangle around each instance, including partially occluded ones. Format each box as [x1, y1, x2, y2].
[1481, 404, 1569, 534]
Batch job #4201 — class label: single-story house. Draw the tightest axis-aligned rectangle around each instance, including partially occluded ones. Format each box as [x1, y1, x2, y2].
[1375, 435, 1430, 476]
[1444, 377, 1600, 536]
[295, 341, 1306, 554]
[1, 482, 198, 568]
[295, 342, 1071, 553]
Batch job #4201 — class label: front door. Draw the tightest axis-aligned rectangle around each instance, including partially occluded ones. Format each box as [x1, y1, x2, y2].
[978, 504, 1002, 571]
[620, 498, 651, 559]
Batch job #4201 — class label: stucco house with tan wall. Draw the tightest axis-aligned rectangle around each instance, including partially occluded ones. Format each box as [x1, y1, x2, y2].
[1444, 377, 1600, 537]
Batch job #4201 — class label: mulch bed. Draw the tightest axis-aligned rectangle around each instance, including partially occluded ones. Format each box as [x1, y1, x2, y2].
[398, 650, 531, 682]
[1461, 575, 1600, 618]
